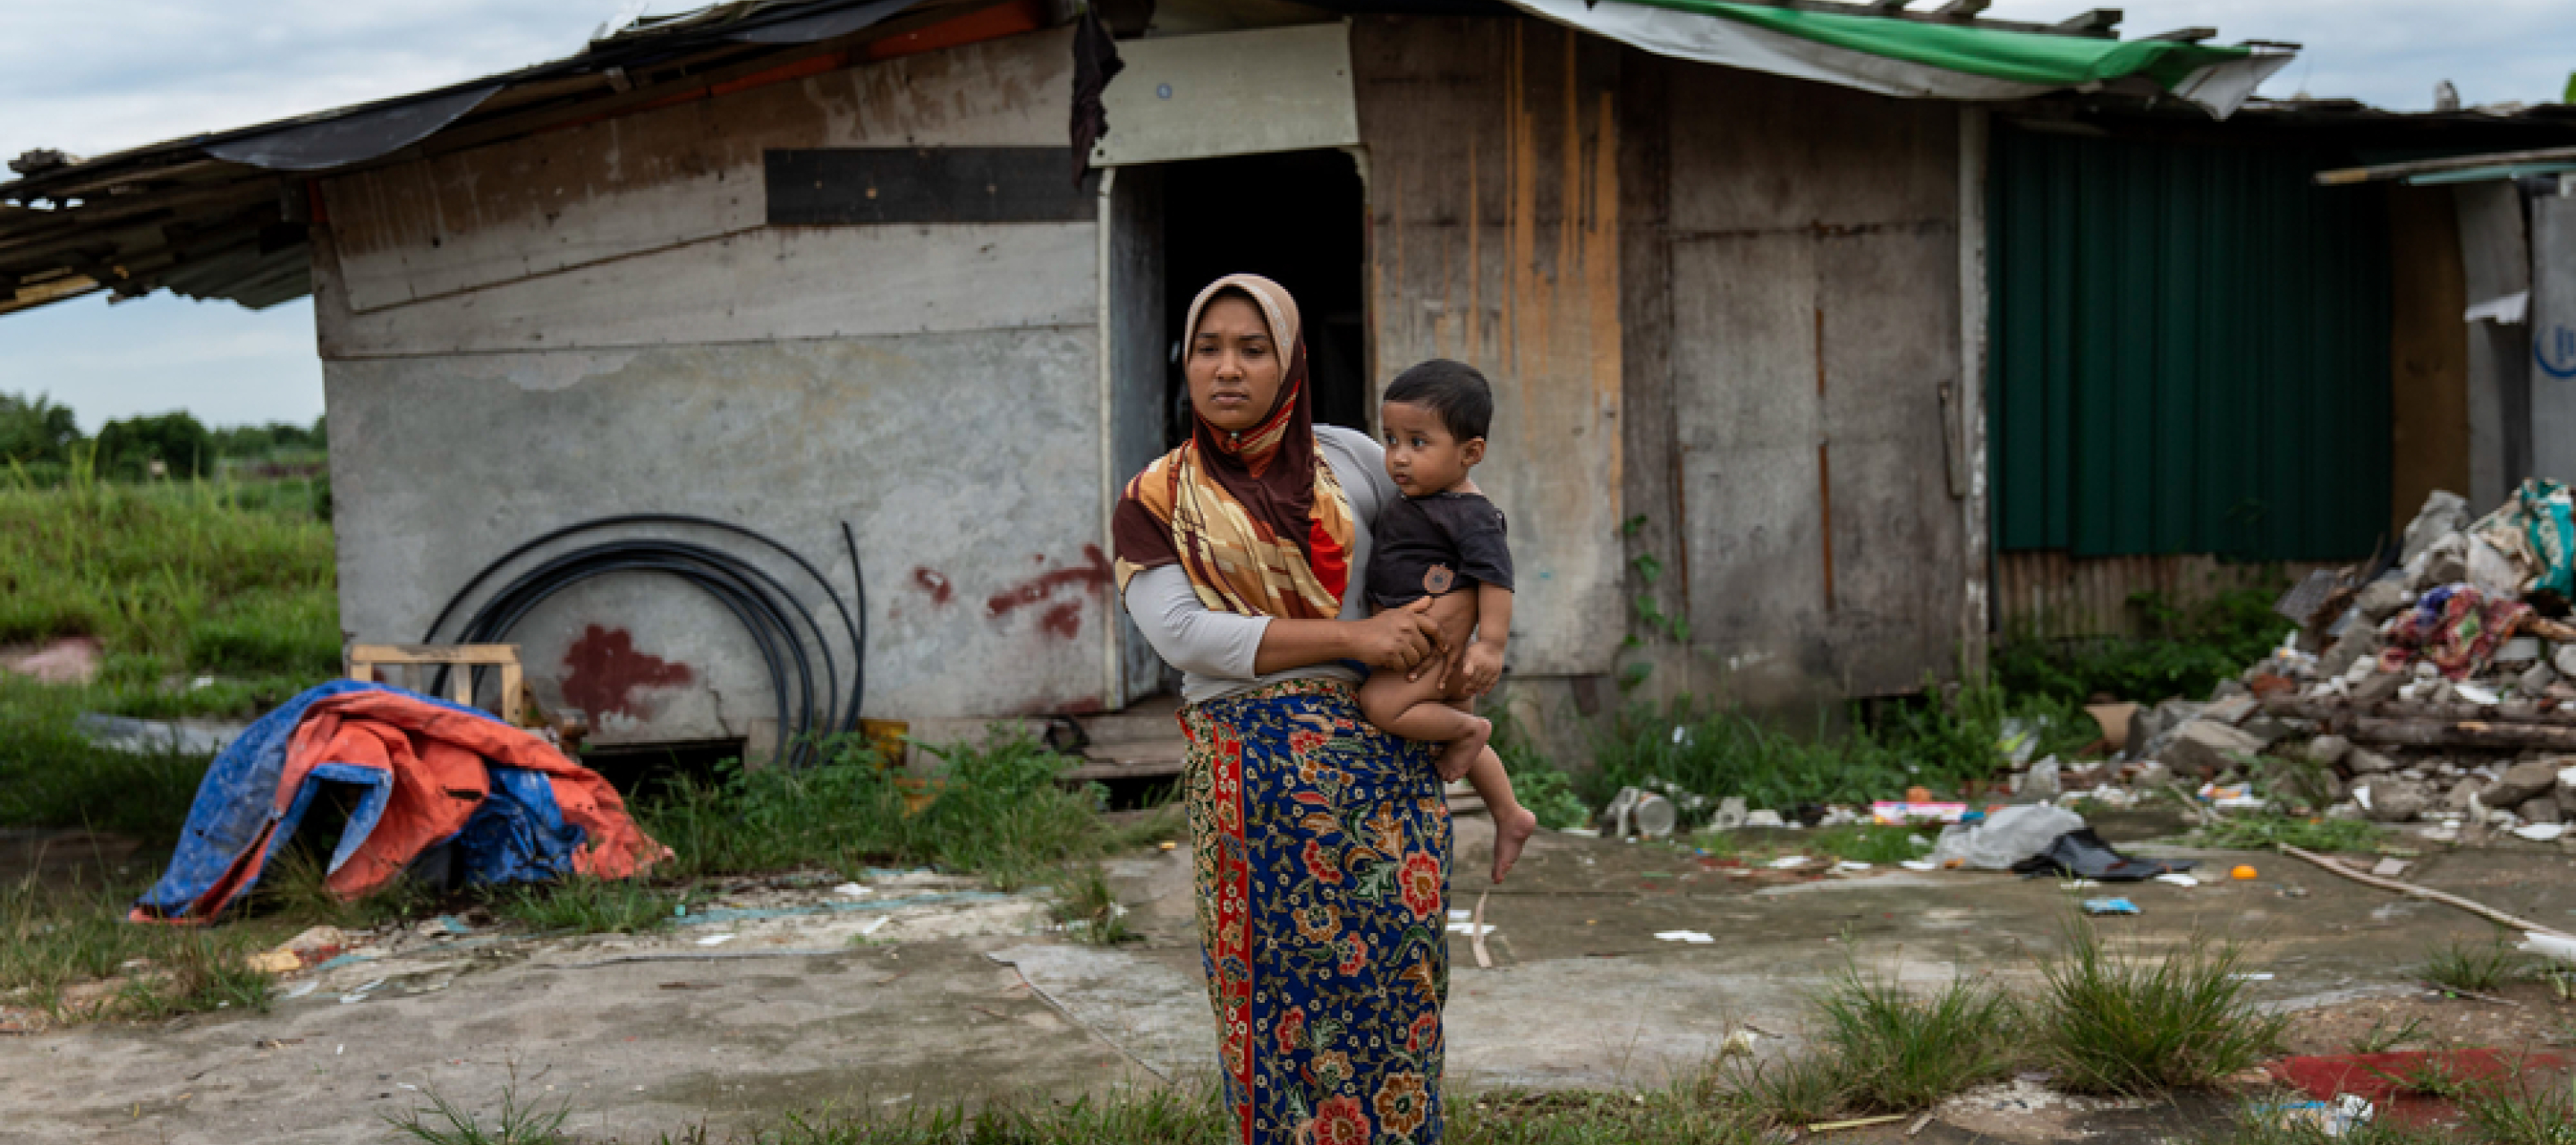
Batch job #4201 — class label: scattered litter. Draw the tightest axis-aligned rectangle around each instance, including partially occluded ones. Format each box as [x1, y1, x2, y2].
[2371, 857, 2411, 878]
[2080, 898, 2140, 916]
[832, 883, 870, 896]
[1899, 860, 1937, 872]
[2522, 933, 2576, 964]
[1871, 802, 1967, 825]
[2260, 1095, 2375, 1138]
[2155, 872, 2200, 887]
[1767, 855, 1813, 869]
[1832, 861, 1872, 873]
[2513, 823, 2569, 842]
[2060, 879, 2101, 890]
[2231, 971, 2276, 981]
[282, 981, 319, 999]
[1449, 910, 1474, 922]
[1744, 810, 1787, 828]
[2232, 865, 2259, 881]
[696, 934, 735, 946]
[1445, 921, 1496, 937]
[1809, 1114, 1907, 1132]
[1655, 930, 1716, 944]
[855, 916, 893, 937]
[1721, 1029, 1759, 1057]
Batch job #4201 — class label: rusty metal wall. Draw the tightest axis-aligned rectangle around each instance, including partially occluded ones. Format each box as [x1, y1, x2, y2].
[1992, 551, 2317, 640]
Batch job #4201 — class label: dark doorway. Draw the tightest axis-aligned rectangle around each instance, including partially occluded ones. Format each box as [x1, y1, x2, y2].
[1159, 149, 1370, 446]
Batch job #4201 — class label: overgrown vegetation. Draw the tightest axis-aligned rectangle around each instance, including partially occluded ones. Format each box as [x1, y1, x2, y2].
[1997, 587, 2292, 706]
[2190, 814, 2385, 853]
[493, 877, 687, 936]
[1804, 825, 1935, 866]
[2033, 919, 2289, 1095]
[1808, 963, 2021, 1111]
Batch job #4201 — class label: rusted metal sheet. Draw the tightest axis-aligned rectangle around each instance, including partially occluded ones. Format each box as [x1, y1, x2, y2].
[1993, 551, 2321, 640]
[1352, 15, 1626, 677]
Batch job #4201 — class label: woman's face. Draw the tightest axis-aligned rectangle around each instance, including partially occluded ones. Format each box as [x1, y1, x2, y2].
[1187, 293, 1285, 435]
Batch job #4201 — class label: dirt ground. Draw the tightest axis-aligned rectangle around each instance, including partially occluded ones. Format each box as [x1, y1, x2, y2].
[4, 812, 2574, 1143]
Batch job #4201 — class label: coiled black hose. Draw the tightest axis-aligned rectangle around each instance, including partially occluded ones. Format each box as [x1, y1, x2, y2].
[419, 515, 865, 769]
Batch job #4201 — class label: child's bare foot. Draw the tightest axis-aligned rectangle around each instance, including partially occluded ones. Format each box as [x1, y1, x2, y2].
[1490, 802, 1538, 883]
[1435, 717, 1491, 783]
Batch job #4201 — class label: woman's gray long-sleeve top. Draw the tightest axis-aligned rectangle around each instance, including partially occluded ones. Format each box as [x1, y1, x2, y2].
[1122, 426, 1401, 705]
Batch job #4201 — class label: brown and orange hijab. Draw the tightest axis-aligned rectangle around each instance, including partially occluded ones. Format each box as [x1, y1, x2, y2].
[1113, 274, 1356, 621]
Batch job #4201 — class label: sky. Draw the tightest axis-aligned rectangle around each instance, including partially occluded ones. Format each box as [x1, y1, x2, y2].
[2, 0, 2570, 432]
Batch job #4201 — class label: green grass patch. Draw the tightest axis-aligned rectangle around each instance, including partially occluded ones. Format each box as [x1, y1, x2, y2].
[2033, 919, 2288, 1095]
[1997, 587, 2293, 707]
[1054, 864, 1134, 946]
[1811, 963, 2020, 1112]
[492, 877, 687, 935]
[2189, 815, 2385, 853]
[2423, 934, 2530, 994]
[641, 728, 1177, 889]
[2191, 1101, 2459, 1145]
[0, 875, 288, 1024]
[1804, 825, 1935, 866]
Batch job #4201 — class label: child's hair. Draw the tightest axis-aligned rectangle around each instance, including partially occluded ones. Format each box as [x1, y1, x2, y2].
[1384, 359, 1493, 441]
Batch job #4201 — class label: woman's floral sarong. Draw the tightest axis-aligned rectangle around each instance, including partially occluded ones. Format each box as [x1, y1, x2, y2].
[1182, 679, 1448, 1144]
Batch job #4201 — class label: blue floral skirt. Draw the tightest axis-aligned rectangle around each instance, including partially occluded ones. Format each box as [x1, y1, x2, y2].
[1182, 679, 1450, 1145]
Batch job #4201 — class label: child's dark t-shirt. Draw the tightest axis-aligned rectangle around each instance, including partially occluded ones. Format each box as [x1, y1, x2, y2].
[1366, 490, 1513, 608]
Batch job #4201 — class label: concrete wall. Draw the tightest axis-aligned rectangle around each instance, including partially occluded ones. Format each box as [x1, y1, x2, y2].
[315, 29, 1123, 742]
[2532, 191, 2576, 485]
[1627, 62, 1971, 707]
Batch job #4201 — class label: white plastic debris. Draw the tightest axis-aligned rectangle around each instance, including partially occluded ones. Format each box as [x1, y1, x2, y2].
[1767, 855, 1813, 869]
[2155, 872, 2200, 887]
[1655, 930, 1716, 944]
[2456, 682, 2502, 706]
[1445, 921, 1496, 937]
[2513, 822, 2569, 842]
[833, 883, 870, 896]
[1832, 861, 1873, 873]
[1899, 859, 1937, 872]
[696, 934, 735, 946]
[2521, 932, 2576, 964]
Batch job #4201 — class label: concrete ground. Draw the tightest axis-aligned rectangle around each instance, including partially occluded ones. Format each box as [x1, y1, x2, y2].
[5, 813, 2574, 1143]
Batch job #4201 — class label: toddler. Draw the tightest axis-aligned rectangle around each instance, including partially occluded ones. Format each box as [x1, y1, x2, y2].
[1358, 359, 1538, 882]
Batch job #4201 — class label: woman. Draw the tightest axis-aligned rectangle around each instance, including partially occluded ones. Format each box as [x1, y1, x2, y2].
[1116, 274, 1457, 1144]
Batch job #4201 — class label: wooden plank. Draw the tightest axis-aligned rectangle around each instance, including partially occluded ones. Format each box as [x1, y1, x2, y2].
[347, 643, 523, 665]
[1091, 23, 1360, 167]
[1352, 15, 1626, 676]
[767, 148, 1097, 225]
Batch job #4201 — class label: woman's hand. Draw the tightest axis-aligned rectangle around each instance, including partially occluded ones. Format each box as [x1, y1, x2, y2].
[1348, 598, 1444, 676]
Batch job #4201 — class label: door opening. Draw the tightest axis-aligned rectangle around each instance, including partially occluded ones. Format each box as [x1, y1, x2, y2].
[1157, 149, 1370, 445]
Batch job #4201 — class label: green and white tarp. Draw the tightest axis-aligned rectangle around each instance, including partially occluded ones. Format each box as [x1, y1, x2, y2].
[1501, 0, 2294, 118]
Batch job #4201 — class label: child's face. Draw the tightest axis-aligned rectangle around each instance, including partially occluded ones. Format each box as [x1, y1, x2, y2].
[1380, 401, 1484, 497]
[1186, 294, 1285, 436]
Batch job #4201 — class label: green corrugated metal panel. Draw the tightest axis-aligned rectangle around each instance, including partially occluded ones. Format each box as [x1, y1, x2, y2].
[1988, 126, 2393, 562]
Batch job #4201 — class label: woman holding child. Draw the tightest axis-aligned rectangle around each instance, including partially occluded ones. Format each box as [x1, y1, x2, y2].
[1115, 274, 1532, 1145]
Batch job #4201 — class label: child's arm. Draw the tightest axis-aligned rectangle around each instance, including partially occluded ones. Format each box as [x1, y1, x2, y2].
[1462, 582, 1513, 695]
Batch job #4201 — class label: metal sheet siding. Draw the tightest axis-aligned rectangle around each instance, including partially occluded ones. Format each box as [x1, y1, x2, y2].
[1988, 126, 2393, 563]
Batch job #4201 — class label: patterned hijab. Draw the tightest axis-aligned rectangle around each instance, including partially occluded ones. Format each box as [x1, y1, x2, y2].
[1114, 274, 1355, 620]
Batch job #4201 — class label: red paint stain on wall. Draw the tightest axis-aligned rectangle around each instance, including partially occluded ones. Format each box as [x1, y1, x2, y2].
[561, 624, 694, 720]
[982, 546, 1113, 641]
[912, 567, 953, 605]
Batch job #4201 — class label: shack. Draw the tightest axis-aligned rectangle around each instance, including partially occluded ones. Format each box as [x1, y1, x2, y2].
[5, 0, 2569, 760]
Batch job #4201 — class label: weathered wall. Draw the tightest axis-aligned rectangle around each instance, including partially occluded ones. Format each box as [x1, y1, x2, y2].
[315, 30, 1119, 740]
[2531, 192, 2576, 486]
[1654, 65, 1969, 703]
[1351, 15, 1627, 677]
[2388, 184, 2472, 529]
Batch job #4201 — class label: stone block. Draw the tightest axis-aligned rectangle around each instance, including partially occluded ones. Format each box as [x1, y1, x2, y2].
[2346, 747, 2399, 775]
[2354, 779, 2428, 822]
[2355, 578, 2409, 622]
[2486, 759, 2563, 806]
[2164, 720, 2266, 779]
[2520, 793, 2563, 824]
[2351, 671, 2406, 704]
[2307, 734, 2352, 768]
[2203, 696, 2258, 725]
[2522, 662, 2560, 696]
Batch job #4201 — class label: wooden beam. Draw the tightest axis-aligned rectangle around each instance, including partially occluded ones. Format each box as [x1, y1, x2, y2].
[2053, 8, 2122, 36]
[2317, 145, 2576, 187]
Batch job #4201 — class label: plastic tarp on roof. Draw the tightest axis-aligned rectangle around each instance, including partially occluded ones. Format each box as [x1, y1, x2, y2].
[1499, 0, 2294, 119]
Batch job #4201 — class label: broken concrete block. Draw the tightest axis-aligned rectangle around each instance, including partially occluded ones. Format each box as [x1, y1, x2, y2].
[2355, 578, 2409, 622]
[2346, 747, 2399, 775]
[2486, 759, 2563, 806]
[2354, 779, 2429, 822]
[2522, 662, 2560, 696]
[2520, 794, 2563, 824]
[2203, 696, 2258, 725]
[2320, 628, 2385, 679]
[2129, 760, 2174, 788]
[2210, 679, 2251, 702]
[2414, 534, 2470, 591]
[2165, 720, 2267, 779]
[2446, 776, 2490, 810]
[2307, 734, 2353, 768]
[2400, 489, 2470, 566]
[2557, 643, 2576, 679]
[2240, 716, 2295, 746]
[2351, 670, 2406, 703]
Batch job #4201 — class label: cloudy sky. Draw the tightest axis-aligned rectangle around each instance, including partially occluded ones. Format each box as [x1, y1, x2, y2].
[2, 0, 2569, 432]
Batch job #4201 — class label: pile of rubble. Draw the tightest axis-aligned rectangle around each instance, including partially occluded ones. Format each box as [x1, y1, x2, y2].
[2110, 481, 2576, 840]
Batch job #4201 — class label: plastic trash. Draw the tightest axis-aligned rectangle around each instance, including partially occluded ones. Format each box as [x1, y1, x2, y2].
[1871, 801, 1968, 825]
[2263, 1095, 2374, 1138]
[1710, 796, 1749, 831]
[1655, 930, 1715, 944]
[2012, 828, 2195, 882]
[2080, 897, 2140, 916]
[1631, 793, 1679, 839]
[1928, 803, 2086, 870]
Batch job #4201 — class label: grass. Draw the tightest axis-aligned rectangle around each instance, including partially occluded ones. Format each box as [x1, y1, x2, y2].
[1809, 963, 2020, 1112]
[2033, 918, 2289, 1095]
[390, 1083, 574, 1145]
[1997, 587, 2294, 707]
[2348, 1015, 2429, 1055]
[2190, 814, 2385, 853]
[2462, 1072, 2576, 1145]
[0, 875, 285, 1023]
[1054, 865, 1133, 946]
[642, 729, 1177, 890]
[2424, 935, 2530, 993]
[2191, 1101, 2457, 1145]
[493, 878, 686, 935]
[1805, 825, 1935, 866]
